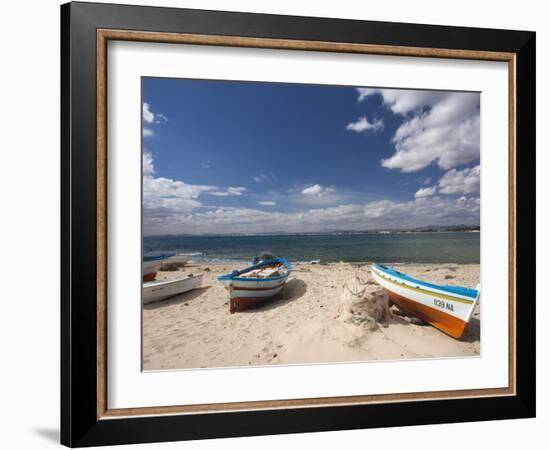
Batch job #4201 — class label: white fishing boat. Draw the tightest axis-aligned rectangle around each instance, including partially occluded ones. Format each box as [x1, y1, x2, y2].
[165, 254, 189, 265]
[218, 257, 292, 313]
[166, 252, 202, 265]
[371, 263, 480, 339]
[143, 273, 203, 304]
[294, 259, 321, 265]
[142, 253, 175, 281]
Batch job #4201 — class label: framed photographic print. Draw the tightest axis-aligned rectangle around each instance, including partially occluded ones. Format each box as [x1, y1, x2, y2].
[61, 1, 536, 447]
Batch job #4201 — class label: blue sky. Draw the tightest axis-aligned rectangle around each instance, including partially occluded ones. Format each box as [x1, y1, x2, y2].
[142, 78, 480, 235]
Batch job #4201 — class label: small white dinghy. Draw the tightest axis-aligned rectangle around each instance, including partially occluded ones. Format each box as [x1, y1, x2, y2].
[165, 253, 200, 265]
[143, 273, 203, 304]
[143, 253, 175, 281]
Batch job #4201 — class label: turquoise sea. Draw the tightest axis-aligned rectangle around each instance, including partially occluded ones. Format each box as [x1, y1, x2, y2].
[143, 232, 480, 264]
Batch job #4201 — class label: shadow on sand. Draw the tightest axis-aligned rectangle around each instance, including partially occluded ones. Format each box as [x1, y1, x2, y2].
[388, 307, 480, 343]
[387, 315, 410, 326]
[242, 278, 307, 313]
[460, 316, 480, 343]
[143, 286, 211, 310]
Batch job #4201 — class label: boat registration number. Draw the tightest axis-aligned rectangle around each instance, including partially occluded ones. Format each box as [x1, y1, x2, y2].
[433, 299, 454, 312]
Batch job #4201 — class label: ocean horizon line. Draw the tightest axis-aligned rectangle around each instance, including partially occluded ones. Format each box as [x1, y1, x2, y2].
[143, 227, 480, 239]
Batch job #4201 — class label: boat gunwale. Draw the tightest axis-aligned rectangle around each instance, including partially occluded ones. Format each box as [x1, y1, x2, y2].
[143, 274, 203, 288]
[371, 263, 478, 301]
[217, 257, 292, 283]
[143, 253, 177, 262]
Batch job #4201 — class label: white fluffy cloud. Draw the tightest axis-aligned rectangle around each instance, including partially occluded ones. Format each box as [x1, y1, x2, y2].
[356, 88, 480, 172]
[438, 165, 480, 195]
[143, 152, 248, 233]
[142, 153, 480, 235]
[410, 164, 480, 199]
[143, 127, 154, 138]
[253, 174, 267, 183]
[357, 88, 449, 115]
[363, 196, 479, 227]
[143, 102, 168, 124]
[209, 187, 247, 197]
[145, 195, 480, 235]
[143, 174, 217, 231]
[301, 184, 335, 197]
[143, 150, 217, 216]
[346, 116, 384, 133]
[143, 151, 155, 176]
[414, 186, 437, 199]
[144, 177, 214, 208]
[143, 102, 155, 124]
[302, 184, 322, 195]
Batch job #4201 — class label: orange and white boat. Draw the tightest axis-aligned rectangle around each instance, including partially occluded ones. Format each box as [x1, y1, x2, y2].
[371, 263, 480, 339]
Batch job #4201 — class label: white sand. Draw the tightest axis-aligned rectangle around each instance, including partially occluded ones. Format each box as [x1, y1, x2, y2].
[142, 263, 480, 370]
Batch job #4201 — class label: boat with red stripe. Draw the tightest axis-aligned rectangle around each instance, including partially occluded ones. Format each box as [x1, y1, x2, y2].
[218, 256, 292, 313]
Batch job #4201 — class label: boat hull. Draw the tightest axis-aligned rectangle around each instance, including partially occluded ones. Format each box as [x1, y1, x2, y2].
[166, 254, 190, 265]
[371, 264, 479, 339]
[218, 257, 292, 313]
[383, 289, 469, 338]
[143, 274, 203, 304]
[142, 261, 161, 281]
[225, 281, 287, 313]
[143, 254, 176, 281]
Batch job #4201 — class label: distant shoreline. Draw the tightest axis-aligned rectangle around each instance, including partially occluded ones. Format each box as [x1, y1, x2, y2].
[144, 229, 480, 239]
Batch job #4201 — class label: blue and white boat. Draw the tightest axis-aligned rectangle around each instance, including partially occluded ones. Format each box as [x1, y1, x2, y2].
[218, 257, 292, 313]
[371, 263, 480, 339]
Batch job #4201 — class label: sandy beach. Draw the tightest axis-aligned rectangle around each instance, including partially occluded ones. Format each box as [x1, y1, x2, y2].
[142, 262, 480, 370]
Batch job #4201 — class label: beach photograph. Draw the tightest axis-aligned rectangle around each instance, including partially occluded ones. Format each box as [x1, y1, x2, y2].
[141, 78, 481, 370]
